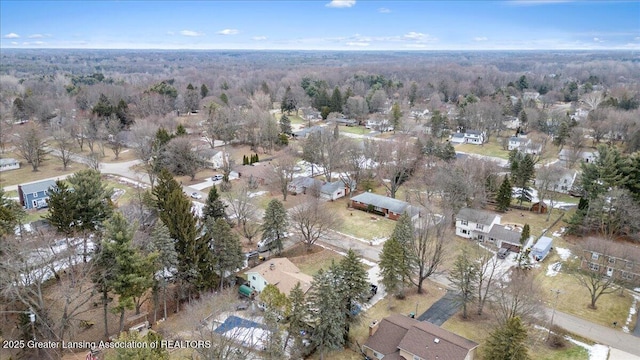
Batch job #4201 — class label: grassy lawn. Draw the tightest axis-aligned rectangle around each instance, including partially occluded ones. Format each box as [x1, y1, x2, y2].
[286, 244, 345, 276]
[499, 208, 565, 239]
[456, 139, 510, 159]
[535, 269, 633, 329]
[324, 197, 396, 240]
[0, 154, 86, 187]
[338, 126, 371, 136]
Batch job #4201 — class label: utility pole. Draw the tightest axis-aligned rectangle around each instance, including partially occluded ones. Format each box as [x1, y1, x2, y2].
[547, 289, 561, 341]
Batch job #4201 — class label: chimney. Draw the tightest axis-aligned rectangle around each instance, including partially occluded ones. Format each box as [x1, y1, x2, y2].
[369, 320, 379, 337]
[269, 263, 275, 270]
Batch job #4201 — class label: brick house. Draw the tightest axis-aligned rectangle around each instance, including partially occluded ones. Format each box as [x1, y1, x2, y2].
[350, 192, 419, 221]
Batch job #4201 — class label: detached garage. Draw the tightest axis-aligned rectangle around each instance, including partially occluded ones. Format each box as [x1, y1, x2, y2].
[488, 224, 523, 253]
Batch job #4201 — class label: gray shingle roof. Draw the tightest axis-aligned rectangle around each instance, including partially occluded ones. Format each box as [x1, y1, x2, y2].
[488, 224, 522, 245]
[456, 207, 498, 226]
[20, 179, 57, 195]
[0, 158, 18, 165]
[351, 192, 410, 214]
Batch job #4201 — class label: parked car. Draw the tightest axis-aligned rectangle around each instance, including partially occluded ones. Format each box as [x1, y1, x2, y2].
[367, 284, 378, 301]
[497, 247, 510, 259]
[211, 174, 224, 181]
[190, 192, 202, 199]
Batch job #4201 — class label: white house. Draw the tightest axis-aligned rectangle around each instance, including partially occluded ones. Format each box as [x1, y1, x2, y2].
[508, 136, 542, 154]
[464, 130, 486, 145]
[320, 179, 355, 201]
[198, 148, 228, 169]
[534, 168, 578, 194]
[558, 149, 598, 164]
[245, 258, 313, 296]
[0, 158, 20, 172]
[455, 208, 501, 242]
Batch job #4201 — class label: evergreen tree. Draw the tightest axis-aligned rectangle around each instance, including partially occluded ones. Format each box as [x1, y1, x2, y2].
[517, 224, 531, 268]
[553, 122, 570, 149]
[391, 102, 402, 132]
[389, 213, 415, 296]
[308, 268, 346, 360]
[45, 181, 77, 237]
[0, 187, 25, 240]
[200, 84, 209, 98]
[147, 220, 178, 321]
[66, 169, 114, 233]
[92, 228, 118, 338]
[379, 237, 405, 308]
[202, 185, 226, 221]
[513, 98, 523, 117]
[262, 199, 289, 255]
[102, 212, 156, 332]
[338, 250, 369, 343]
[483, 317, 531, 360]
[155, 128, 172, 148]
[441, 142, 457, 162]
[448, 247, 478, 319]
[281, 85, 297, 114]
[496, 175, 512, 212]
[284, 283, 308, 355]
[175, 124, 187, 136]
[209, 218, 244, 290]
[408, 81, 418, 108]
[280, 114, 292, 135]
[330, 87, 343, 113]
[106, 331, 169, 360]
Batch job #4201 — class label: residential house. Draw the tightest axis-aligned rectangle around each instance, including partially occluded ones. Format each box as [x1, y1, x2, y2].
[580, 237, 640, 287]
[350, 192, 419, 221]
[365, 119, 393, 132]
[450, 130, 486, 145]
[508, 136, 530, 151]
[301, 107, 321, 121]
[534, 168, 578, 194]
[455, 207, 501, 242]
[245, 258, 313, 296]
[362, 314, 479, 360]
[0, 158, 20, 172]
[330, 117, 358, 127]
[292, 125, 325, 138]
[320, 179, 355, 201]
[288, 176, 321, 195]
[198, 148, 228, 169]
[559, 149, 598, 164]
[523, 91, 540, 102]
[232, 162, 269, 186]
[488, 224, 524, 253]
[18, 179, 57, 210]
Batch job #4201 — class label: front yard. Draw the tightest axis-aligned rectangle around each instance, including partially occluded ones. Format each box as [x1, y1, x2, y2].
[324, 197, 397, 241]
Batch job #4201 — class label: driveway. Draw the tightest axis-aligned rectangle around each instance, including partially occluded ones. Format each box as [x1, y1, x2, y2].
[417, 290, 460, 326]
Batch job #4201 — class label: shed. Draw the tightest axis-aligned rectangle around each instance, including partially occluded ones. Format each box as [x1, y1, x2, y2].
[530, 201, 548, 214]
[238, 284, 256, 299]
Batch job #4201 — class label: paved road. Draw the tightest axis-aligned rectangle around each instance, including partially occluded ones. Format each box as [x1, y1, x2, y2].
[417, 290, 461, 326]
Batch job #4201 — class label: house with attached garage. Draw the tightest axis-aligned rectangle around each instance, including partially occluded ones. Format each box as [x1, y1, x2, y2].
[245, 258, 313, 296]
[18, 179, 57, 210]
[488, 224, 525, 253]
[450, 130, 486, 145]
[362, 314, 479, 360]
[534, 167, 578, 194]
[455, 207, 501, 242]
[350, 192, 419, 221]
[0, 158, 20, 172]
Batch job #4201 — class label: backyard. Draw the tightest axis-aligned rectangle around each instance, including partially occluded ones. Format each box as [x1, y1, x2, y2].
[323, 197, 397, 241]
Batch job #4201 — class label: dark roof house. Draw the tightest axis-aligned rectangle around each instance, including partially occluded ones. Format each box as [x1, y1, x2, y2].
[362, 314, 479, 360]
[350, 192, 418, 221]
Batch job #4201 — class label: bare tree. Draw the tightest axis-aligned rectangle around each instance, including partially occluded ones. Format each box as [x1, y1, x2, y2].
[409, 209, 449, 294]
[51, 127, 75, 170]
[130, 119, 160, 186]
[372, 136, 420, 199]
[301, 129, 347, 182]
[269, 151, 297, 201]
[582, 91, 604, 111]
[571, 238, 623, 310]
[224, 184, 260, 242]
[337, 141, 367, 198]
[13, 122, 48, 171]
[290, 198, 341, 251]
[491, 271, 543, 325]
[535, 165, 563, 220]
[474, 244, 502, 316]
[163, 137, 201, 181]
[106, 115, 125, 160]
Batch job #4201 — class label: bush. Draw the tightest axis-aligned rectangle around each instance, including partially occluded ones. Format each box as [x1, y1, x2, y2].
[546, 325, 568, 349]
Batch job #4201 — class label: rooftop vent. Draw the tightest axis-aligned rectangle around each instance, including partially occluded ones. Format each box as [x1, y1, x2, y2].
[434, 338, 440, 344]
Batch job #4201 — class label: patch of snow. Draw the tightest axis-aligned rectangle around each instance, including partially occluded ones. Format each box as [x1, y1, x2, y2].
[566, 337, 609, 360]
[623, 293, 639, 333]
[248, 191, 267, 198]
[546, 262, 562, 277]
[114, 176, 149, 189]
[555, 247, 572, 261]
[191, 201, 204, 218]
[635, 287, 640, 293]
[15, 222, 33, 235]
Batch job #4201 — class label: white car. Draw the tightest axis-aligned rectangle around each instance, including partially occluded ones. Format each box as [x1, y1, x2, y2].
[190, 192, 202, 199]
[211, 175, 224, 181]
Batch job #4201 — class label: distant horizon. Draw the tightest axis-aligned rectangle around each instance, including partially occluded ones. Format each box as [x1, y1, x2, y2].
[1, 48, 637, 53]
[1, 1, 638, 51]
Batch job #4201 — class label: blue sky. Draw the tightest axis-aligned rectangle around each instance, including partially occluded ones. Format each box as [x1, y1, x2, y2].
[1, 0, 639, 50]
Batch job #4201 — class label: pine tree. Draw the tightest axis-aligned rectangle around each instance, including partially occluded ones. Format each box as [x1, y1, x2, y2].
[408, 82, 418, 108]
[202, 185, 226, 221]
[496, 175, 512, 212]
[102, 212, 156, 332]
[0, 187, 25, 240]
[517, 224, 531, 268]
[379, 237, 405, 308]
[200, 84, 209, 98]
[338, 250, 369, 343]
[330, 87, 343, 113]
[280, 114, 292, 135]
[483, 317, 531, 360]
[389, 213, 415, 296]
[262, 199, 289, 255]
[308, 268, 346, 360]
[175, 124, 187, 136]
[45, 181, 76, 237]
[147, 220, 178, 321]
[391, 102, 402, 132]
[441, 142, 456, 162]
[255, 153, 259, 162]
[284, 283, 308, 355]
[448, 248, 478, 319]
[209, 218, 244, 291]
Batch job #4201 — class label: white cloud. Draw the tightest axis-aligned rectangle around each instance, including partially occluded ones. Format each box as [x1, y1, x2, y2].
[217, 29, 239, 35]
[252, 36, 267, 41]
[346, 41, 369, 47]
[28, 34, 44, 38]
[378, 7, 391, 13]
[593, 37, 604, 43]
[10, 41, 18, 45]
[635, 36, 640, 41]
[179, 30, 204, 37]
[474, 37, 488, 41]
[404, 32, 426, 40]
[32, 41, 45, 45]
[326, 0, 356, 8]
[4, 33, 20, 39]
